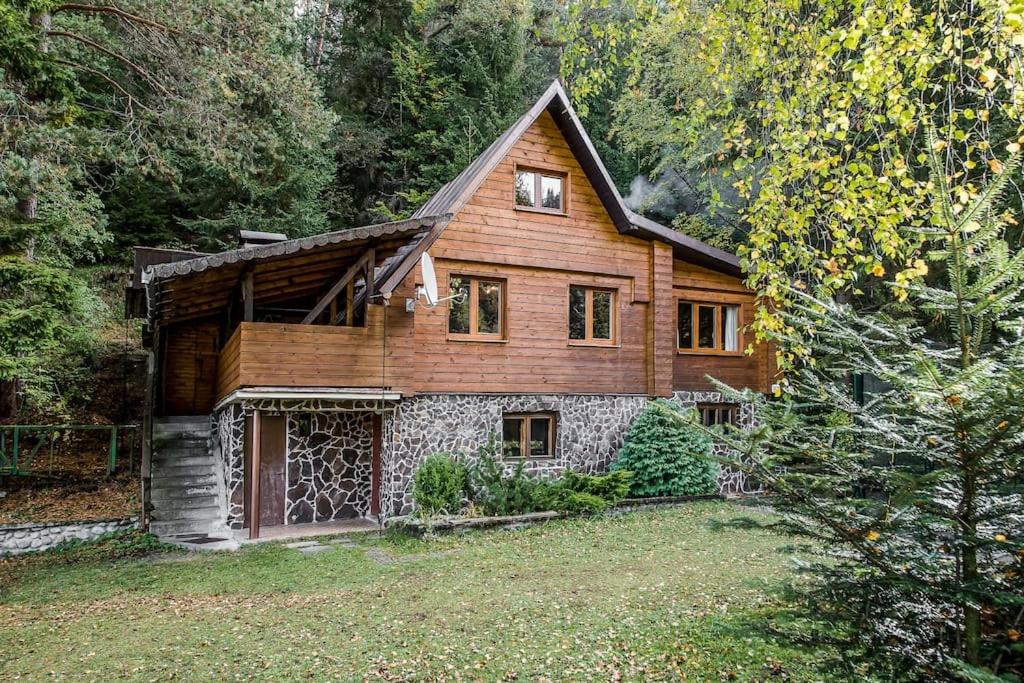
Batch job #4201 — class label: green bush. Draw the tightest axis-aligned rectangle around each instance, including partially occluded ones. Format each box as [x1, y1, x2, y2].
[466, 441, 540, 516]
[531, 481, 609, 514]
[412, 454, 468, 517]
[559, 470, 632, 504]
[611, 399, 718, 497]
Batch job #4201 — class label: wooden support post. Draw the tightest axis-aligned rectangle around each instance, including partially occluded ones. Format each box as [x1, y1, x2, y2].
[249, 410, 262, 540]
[241, 270, 254, 322]
[371, 414, 382, 517]
[345, 280, 354, 326]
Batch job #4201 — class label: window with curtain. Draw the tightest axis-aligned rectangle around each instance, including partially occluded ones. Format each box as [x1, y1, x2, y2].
[501, 414, 555, 458]
[677, 302, 741, 353]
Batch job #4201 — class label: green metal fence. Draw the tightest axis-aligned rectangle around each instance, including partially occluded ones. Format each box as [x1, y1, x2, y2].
[0, 424, 140, 477]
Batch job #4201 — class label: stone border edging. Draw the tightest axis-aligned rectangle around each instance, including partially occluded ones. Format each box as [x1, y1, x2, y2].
[0, 517, 139, 557]
[386, 494, 725, 536]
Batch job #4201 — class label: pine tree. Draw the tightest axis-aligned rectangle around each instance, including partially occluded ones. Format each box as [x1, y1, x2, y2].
[703, 132, 1024, 680]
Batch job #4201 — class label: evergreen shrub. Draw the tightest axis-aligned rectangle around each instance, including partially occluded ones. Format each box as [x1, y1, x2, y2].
[412, 454, 467, 517]
[612, 399, 718, 497]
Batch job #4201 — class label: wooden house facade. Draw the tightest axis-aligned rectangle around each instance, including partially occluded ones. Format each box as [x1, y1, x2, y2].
[134, 81, 774, 539]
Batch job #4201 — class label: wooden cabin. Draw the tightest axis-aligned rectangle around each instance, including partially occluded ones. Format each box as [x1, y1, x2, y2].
[133, 80, 774, 539]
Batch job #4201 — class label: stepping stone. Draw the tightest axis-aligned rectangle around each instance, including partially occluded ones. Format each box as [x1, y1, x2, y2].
[298, 545, 334, 555]
[285, 541, 321, 549]
[328, 538, 356, 547]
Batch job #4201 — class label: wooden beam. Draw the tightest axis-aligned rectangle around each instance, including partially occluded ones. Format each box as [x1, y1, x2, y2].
[374, 217, 451, 296]
[300, 249, 372, 324]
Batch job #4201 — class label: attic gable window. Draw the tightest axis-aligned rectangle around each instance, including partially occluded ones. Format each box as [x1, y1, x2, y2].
[515, 168, 565, 212]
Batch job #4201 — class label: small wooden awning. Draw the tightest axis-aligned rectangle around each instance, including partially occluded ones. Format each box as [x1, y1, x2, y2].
[143, 215, 450, 326]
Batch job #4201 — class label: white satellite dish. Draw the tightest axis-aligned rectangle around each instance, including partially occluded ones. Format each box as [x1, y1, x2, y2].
[420, 252, 439, 306]
[407, 251, 465, 312]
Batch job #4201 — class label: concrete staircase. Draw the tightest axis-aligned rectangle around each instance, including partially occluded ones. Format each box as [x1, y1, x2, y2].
[150, 416, 228, 537]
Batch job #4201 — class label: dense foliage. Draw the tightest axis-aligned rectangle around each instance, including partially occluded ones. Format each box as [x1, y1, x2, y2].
[565, 0, 1024, 360]
[412, 453, 468, 517]
[704, 144, 1024, 680]
[611, 399, 717, 497]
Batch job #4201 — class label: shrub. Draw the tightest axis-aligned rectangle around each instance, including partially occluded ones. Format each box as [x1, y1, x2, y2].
[560, 470, 632, 504]
[466, 441, 540, 516]
[532, 481, 609, 514]
[611, 399, 718, 497]
[412, 454, 467, 517]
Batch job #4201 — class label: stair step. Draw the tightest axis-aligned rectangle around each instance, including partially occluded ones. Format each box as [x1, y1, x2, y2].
[154, 456, 211, 467]
[149, 491, 218, 507]
[151, 504, 223, 521]
[151, 520, 225, 536]
[151, 475, 219, 488]
[149, 481, 217, 497]
[153, 464, 217, 475]
[153, 434, 208, 445]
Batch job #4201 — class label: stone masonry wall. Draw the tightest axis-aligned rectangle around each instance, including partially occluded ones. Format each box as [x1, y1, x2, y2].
[381, 394, 650, 516]
[211, 392, 761, 525]
[213, 404, 246, 529]
[0, 517, 138, 557]
[286, 412, 373, 523]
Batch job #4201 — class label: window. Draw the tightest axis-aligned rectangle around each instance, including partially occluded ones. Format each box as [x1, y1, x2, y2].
[501, 414, 555, 458]
[515, 168, 565, 212]
[698, 403, 738, 427]
[448, 275, 505, 339]
[568, 285, 615, 344]
[677, 301, 740, 353]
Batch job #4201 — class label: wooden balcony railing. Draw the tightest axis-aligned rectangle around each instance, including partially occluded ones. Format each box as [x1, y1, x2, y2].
[216, 317, 412, 401]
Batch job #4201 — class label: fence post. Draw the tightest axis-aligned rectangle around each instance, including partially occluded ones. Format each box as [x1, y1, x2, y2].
[108, 426, 118, 476]
[12, 426, 20, 475]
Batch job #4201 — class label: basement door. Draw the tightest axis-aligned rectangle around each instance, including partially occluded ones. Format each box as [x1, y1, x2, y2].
[243, 413, 287, 532]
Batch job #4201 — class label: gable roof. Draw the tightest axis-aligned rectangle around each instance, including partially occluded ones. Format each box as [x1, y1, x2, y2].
[413, 79, 741, 277]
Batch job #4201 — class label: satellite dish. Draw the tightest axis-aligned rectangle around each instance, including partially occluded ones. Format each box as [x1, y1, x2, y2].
[420, 252, 439, 306]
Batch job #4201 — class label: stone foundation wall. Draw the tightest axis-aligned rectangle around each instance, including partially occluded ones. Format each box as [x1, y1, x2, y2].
[210, 392, 762, 525]
[0, 517, 138, 557]
[286, 412, 373, 523]
[381, 394, 650, 516]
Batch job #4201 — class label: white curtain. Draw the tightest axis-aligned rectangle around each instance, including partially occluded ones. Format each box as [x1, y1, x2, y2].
[724, 306, 739, 351]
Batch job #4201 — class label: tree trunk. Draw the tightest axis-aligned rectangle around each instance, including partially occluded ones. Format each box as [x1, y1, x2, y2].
[0, 381, 17, 419]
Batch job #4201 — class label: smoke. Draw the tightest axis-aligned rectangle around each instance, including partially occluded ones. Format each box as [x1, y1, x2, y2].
[623, 169, 697, 221]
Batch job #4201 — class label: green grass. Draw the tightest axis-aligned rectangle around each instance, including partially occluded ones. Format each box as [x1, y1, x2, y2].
[0, 503, 827, 681]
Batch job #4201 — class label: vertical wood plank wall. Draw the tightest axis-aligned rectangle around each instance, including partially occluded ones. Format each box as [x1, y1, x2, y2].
[162, 319, 220, 415]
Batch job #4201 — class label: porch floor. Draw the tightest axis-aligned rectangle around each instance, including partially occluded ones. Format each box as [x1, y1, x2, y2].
[233, 517, 380, 544]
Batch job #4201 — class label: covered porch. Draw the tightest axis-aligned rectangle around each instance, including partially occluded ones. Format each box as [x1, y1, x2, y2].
[213, 389, 399, 541]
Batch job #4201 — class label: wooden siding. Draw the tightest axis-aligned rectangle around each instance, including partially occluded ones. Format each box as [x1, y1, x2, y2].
[671, 261, 774, 393]
[162, 319, 219, 415]
[215, 290, 415, 400]
[414, 111, 655, 394]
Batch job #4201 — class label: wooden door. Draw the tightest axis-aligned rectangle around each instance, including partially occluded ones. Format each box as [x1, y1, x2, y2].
[258, 414, 287, 527]
[244, 412, 287, 534]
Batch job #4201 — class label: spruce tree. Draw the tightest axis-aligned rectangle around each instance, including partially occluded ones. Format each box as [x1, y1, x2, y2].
[612, 399, 717, 497]
[703, 133, 1024, 680]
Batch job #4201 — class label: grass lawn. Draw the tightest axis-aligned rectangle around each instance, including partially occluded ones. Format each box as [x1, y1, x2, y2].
[0, 502, 826, 681]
